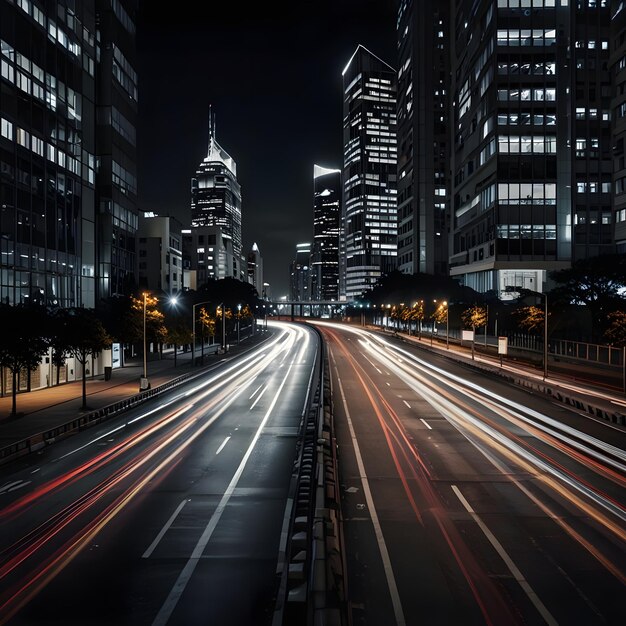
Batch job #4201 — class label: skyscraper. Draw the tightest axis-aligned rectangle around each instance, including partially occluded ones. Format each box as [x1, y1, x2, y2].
[450, 0, 612, 297]
[312, 165, 341, 301]
[289, 242, 311, 302]
[247, 242, 263, 295]
[191, 108, 242, 280]
[0, 1, 103, 307]
[396, 0, 450, 277]
[95, 0, 139, 302]
[342, 45, 398, 301]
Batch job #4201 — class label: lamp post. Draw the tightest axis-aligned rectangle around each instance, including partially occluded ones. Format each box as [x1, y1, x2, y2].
[192, 300, 213, 367]
[140, 292, 149, 390]
[237, 304, 241, 344]
[219, 303, 226, 352]
[444, 301, 449, 349]
[543, 293, 548, 380]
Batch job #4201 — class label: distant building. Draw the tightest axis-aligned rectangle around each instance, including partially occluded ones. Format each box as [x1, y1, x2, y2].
[247, 242, 263, 295]
[182, 225, 236, 286]
[312, 165, 341, 301]
[190, 107, 243, 280]
[396, 0, 450, 276]
[341, 45, 398, 301]
[136, 213, 183, 295]
[290, 242, 311, 301]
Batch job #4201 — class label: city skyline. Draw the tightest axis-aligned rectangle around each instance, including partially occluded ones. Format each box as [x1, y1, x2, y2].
[135, 1, 397, 297]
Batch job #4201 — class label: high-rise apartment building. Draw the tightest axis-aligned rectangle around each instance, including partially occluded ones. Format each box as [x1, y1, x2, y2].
[342, 45, 398, 301]
[396, 0, 450, 277]
[311, 165, 341, 301]
[191, 109, 242, 280]
[95, 0, 139, 302]
[450, 0, 613, 296]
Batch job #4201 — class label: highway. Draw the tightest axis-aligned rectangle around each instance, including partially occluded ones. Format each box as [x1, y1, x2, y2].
[0, 322, 320, 626]
[317, 322, 626, 626]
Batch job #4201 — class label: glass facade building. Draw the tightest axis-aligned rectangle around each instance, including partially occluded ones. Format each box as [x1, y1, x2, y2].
[450, 0, 613, 296]
[0, 0, 99, 307]
[95, 0, 139, 302]
[342, 45, 398, 301]
[311, 164, 341, 301]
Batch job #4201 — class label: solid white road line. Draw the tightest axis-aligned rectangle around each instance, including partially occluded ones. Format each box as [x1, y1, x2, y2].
[451, 485, 557, 626]
[420, 418, 432, 430]
[152, 351, 299, 626]
[335, 369, 406, 626]
[142, 499, 189, 558]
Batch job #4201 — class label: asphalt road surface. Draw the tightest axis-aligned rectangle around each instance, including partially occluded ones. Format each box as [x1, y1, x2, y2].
[0, 322, 319, 626]
[317, 321, 626, 626]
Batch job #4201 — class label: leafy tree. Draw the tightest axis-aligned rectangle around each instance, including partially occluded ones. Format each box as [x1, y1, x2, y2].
[604, 311, 626, 347]
[461, 305, 487, 360]
[126, 294, 168, 357]
[0, 304, 49, 416]
[64, 308, 112, 410]
[461, 305, 487, 330]
[513, 305, 546, 334]
[549, 254, 626, 338]
[47, 307, 74, 385]
[166, 321, 193, 367]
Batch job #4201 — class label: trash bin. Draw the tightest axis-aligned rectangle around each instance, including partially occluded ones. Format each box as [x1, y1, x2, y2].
[104, 366, 112, 381]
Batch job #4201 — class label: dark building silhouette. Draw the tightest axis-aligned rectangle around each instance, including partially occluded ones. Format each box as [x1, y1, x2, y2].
[396, 0, 450, 277]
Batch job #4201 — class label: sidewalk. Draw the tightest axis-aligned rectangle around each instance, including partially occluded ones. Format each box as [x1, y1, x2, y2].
[0, 343, 233, 452]
[379, 326, 626, 426]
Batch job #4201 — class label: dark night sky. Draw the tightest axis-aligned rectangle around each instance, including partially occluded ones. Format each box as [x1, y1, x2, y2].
[135, 1, 398, 297]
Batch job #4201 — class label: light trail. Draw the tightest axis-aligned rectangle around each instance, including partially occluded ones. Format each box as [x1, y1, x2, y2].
[0, 322, 314, 624]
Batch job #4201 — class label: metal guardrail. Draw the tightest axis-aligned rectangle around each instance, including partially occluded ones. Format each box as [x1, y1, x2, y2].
[273, 329, 349, 626]
[0, 368, 201, 467]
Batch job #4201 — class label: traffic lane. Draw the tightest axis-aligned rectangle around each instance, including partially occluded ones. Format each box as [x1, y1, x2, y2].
[328, 338, 516, 626]
[324, 325, 625, 626]
[347, 327, 626, 622]
[2, 324, 316, 619]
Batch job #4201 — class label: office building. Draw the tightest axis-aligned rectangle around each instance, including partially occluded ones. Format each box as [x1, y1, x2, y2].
[396, 0, 450, 276]
[136, 212, 183, 295]
[95, 0, 139, 302]
[311, 165, 341, 301]
[247, 242, 263, 295]
[450, 0, 612, 297]
[342, 45, 398, 301]
[289, 242, 311, 301]
[190, 108, 243, 280]
[0, 1, 100, 307]
[182, 224, 236, 287]
[611, 1, 626, 253]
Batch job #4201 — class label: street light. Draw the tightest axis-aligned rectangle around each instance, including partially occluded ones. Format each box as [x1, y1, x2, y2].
[192, 300, 213, 366]
[237, 303, 242, 344]
[139, 292, 157, 391]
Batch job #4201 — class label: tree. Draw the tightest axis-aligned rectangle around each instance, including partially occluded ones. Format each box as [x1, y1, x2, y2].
[128, 295, 168, 358]
[166, 321, 193, 367]
[604, 311, 626, 347]
[0, 304, 49, 416]
[513, 305, 546, 334]
[461, 305, 487, 360]
[48, 308, 73, 385]
[549, 254, 626, 338]
[64, 308, 112, 410]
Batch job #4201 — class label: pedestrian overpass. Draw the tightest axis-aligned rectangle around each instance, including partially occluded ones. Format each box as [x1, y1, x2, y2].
[265, 300, 347, 320]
